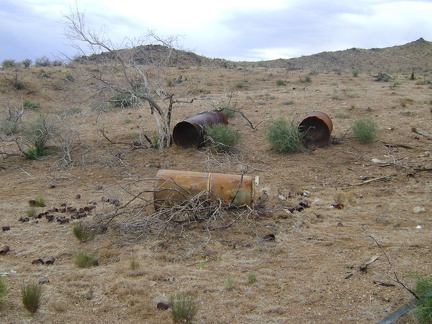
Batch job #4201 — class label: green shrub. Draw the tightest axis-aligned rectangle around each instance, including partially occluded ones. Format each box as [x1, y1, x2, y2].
[282, 99, 294, 105]
[74, 250, 99, 268]
[34, 56, 51, 67]
[235, 82, 244, 89]
[352, 117, 377, 143]
[248, 271, 257, 284]
[169, 292, 198, 324]
[25, 144, 49, 159]
[0, 108, 22, 135]
[0, 277, 8, 299]
[65, 73, 75, 82]
[225, 276, 235, 290]
[37, 69, 51, 79]
[219, 103, 236, 118]
[266, 118, 305, 153]
[204, 124, 240, 152]
[375, 73, 391, 82]
[34, 196, 46, 207]
[14, 79, 25, 90]
[22, 114, 55, 159]
[400, 98, 414, 107]
[21, 282, 43, 314]
[276, 79, 286, 86]
[300, 75, 312, 83]
[1, 59, 16, 69]
[352, 68, 360, 77]
[72, 221, 96, 242]
[410, 272, 432, 324]
[110, 93, 138, 108]
[22, 59, 32, 68]
[23, 100, 40, 110]
[26, 207, 37, 217]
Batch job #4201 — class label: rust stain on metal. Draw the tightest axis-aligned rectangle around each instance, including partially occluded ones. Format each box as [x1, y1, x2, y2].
[154, 169, 253, 209]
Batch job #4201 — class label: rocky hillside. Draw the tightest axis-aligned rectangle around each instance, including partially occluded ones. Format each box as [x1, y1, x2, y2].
[84, 38, 432, 74]
[257, 38, 432, 74]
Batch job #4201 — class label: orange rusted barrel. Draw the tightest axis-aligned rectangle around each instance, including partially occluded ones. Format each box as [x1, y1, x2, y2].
[173, 110, 228, 148]
[154, 169, 253, 209]
[299, 111, 333, 147]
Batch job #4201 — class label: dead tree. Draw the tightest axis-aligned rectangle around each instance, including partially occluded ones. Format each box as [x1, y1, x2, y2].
[62, 5, 187, 148]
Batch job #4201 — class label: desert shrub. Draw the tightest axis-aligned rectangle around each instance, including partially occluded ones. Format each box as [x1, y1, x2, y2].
[276, 79, 286, 86]
[25, 144, 48, 159]
[26, 207, 37, 217]
[169, 292, 198, 324]
[22, 114, 55, 159]
[37, 69, 51, 79]
[410, 272, 432, 324]
[219, 103, 236, 118]
[130, 257, 139, 270]
[248, 271, 257, 284]
[65, 73, 75, 82]
[1, 59, 16, 69]
[0, 277, 8, 299]
[282, 99, 294, 105]
[12, 72, 24, 90]
[235, 82, 245, 89]
[300, 74, 312, 83]
[34, 56, 51, 67]
[110, 93, 138, 108]
[72, 221, 96, 242]
[375, 73, 391, 82]
[33, 196, 46, 207]
[352, 68, 360, 77]
[204, 124, 240, 152]
[74, 250, 99, 268]
[21, 282, 43, 314]
[0, 108, 23, 136]
[352, 117, 377, 143]
[22, 59, 32, 68]
[23, 100, 40, 110]
[52, 60, 63, 66]
[266, 118, 304, 153]
[225, 276, 235, 290]
[400, 98, 414, 107]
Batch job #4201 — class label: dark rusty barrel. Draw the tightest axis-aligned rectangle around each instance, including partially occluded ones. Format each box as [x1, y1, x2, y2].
[154, 169, 253, 209]
[173, 110, 228, 148]
[299, 111, 333, 148]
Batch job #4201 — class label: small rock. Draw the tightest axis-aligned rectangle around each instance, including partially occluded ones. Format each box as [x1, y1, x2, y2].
[413, 206, 426, 214]
[2, 226, 10, 231]
[0, 246, 10, 254]
[38, 277, 50, 284]
[32, 258, 45, 265]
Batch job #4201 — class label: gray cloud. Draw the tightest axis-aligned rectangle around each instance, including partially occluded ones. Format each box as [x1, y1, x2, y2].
[1, 0, 431, 62]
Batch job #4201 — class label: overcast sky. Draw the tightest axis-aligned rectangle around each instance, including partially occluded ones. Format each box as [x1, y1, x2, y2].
[1, 0, 431, 63]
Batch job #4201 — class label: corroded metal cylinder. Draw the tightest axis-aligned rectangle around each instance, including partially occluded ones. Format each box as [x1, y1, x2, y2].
[173, 111, 228, 148]
[154, 169, 253, 209]
[299, 111, 333, 147]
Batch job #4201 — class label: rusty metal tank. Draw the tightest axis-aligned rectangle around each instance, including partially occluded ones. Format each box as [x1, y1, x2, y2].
[299, 111, 333, 147]
[154, 169, 253, 209]
[173, 110, 228, 148]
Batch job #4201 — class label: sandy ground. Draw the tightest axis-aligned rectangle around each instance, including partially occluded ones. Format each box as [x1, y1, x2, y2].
[0, 65, 431, 323]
